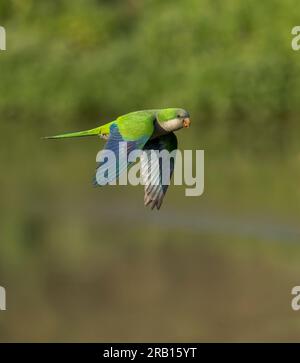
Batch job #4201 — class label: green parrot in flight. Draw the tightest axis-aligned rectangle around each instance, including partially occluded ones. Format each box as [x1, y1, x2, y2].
[44, 108, 191, 209]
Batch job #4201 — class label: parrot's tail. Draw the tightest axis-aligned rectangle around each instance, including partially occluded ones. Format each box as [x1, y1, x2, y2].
[43, 127, 101, 140]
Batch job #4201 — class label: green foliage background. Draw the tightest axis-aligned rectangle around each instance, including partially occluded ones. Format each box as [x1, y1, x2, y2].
[0, 0, 300, 341]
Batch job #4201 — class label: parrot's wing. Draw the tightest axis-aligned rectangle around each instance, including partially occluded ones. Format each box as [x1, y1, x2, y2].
[94, 117, 154, 185]
[141, 132, 178, 210]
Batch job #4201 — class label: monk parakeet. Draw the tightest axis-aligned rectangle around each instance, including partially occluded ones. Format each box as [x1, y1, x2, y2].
[45, 108, 191, 209]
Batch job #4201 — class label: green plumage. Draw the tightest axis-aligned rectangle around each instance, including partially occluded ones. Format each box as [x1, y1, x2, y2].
[44, 108, 191, 209]
[44, 108, 187, 140]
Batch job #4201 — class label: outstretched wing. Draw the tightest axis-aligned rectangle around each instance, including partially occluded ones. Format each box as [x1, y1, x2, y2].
[141, 132, 178, 210]
[94, 112, 155, 186]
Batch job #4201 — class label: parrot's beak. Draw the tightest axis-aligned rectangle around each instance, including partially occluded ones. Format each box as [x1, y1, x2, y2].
[183, 117, 191, 128]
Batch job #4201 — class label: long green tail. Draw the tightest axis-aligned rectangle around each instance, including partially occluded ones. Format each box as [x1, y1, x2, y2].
[43, 126, 101, 139]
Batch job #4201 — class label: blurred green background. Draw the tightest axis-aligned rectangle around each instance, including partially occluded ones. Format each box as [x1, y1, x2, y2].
[1, 0, 300, 342]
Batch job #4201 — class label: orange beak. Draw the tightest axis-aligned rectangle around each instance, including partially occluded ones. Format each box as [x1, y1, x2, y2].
[183, 117, 191, 128]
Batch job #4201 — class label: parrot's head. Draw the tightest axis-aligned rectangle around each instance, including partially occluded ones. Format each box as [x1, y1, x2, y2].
[156, 108, 191, 133]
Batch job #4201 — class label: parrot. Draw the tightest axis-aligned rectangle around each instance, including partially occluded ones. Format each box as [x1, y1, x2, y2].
[44, 108, 191, 209]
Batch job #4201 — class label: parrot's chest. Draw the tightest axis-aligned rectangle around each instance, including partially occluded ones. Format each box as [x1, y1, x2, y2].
[151, 120, 170, 139]
[151, 118, 181, 139]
